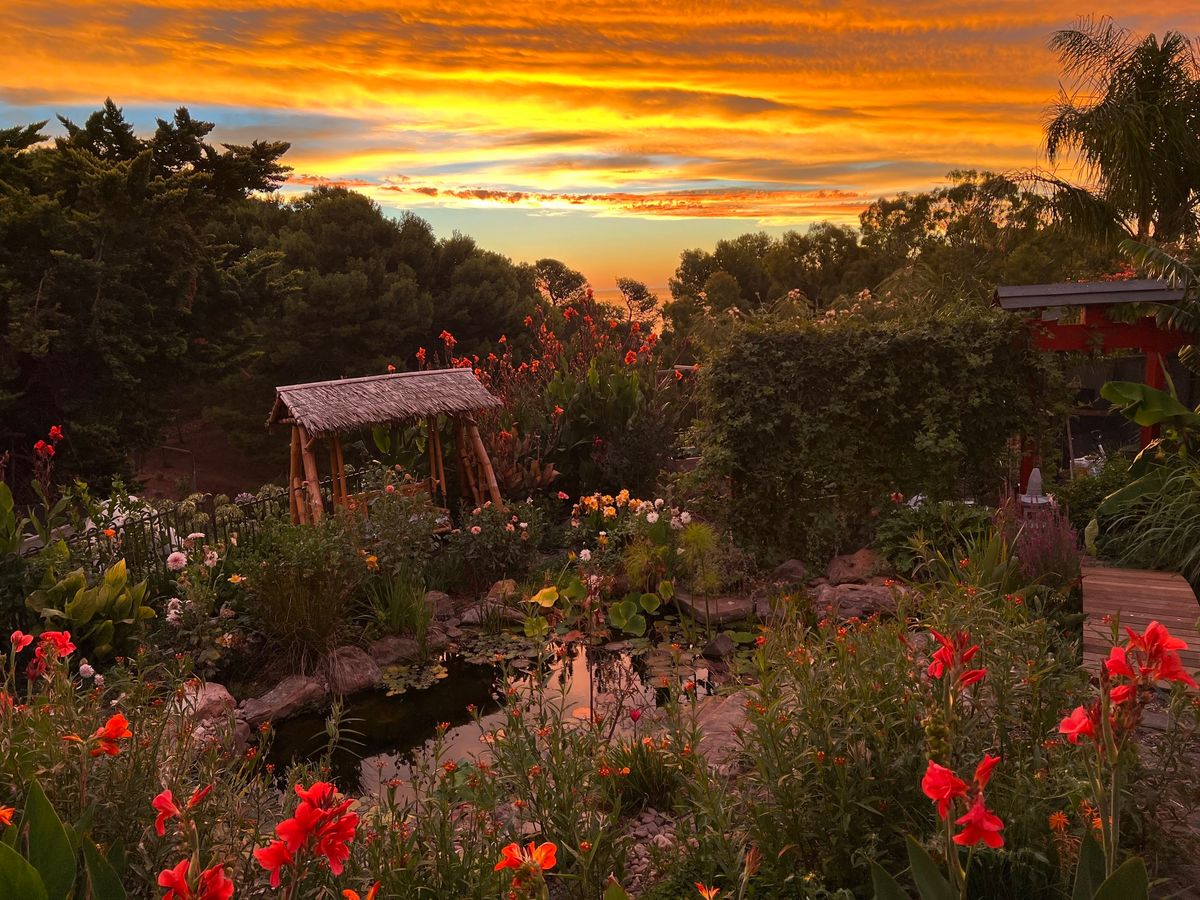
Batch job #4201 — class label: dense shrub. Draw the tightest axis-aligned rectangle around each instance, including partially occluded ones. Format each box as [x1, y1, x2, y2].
[873, 498, 994, 577]
[443, 500, 545, 591]
[695, 312, 1065, 561]
[1052, 455, 1134, 535]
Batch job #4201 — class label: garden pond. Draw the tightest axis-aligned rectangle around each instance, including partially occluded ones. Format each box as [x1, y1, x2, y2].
[267, 619, 762, 794]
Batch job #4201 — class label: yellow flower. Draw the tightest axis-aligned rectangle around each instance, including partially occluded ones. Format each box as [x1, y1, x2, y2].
[603, 506, 617, 518]
[228, 574, 245, 585]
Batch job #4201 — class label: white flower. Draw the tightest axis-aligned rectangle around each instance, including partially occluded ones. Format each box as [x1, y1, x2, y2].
[166, 551, 187, 572]
[645, 511, 659, 524]
[579, 549, 592, 562]
[670, 517, 682, 530]
[680, 511, 692, 525]
[78, 660, 95, 679]
[654, 498, 664, 509]
[519, 522, 528, 530]
[165, 597, 183, 625]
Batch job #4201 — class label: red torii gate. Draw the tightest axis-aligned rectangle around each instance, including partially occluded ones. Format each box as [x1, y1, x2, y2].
[995, 279, 1191, 487]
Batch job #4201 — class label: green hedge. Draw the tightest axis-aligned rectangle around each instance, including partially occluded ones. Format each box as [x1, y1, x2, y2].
[695, 313, 1062, 561]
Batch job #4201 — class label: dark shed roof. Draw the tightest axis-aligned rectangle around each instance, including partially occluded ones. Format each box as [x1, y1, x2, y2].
[995, 279, 1185, 310]
[267, 368, 501, 436]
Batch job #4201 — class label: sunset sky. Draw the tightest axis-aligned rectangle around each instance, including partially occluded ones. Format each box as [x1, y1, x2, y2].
[2, 2, 1198, 296]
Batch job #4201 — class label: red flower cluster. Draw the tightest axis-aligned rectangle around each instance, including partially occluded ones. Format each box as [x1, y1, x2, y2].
[158, 859, 234, 900]
[33, 425, 64, 458]
[921, 755, 1004, 848]
[18, 630, 76, 680]
[254, 781, 359, 888]
[153, 784, 213, 836]
[439, 329, 457, 349]
[91, 713, 132, 757]
[1106, 620, 1196, 689]
[926, 629, 987, 688]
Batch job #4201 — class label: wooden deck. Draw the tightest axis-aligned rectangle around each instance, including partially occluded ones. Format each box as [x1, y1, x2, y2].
[1081, 561, 1200, 674]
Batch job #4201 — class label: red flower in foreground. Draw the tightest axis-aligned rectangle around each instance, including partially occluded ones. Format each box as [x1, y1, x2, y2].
[494, 840, 557, 873]
[1124, 621, 1197, 688]
[953, 795, 1005, 848]
[256, 781, 358, 886]
[40, 630, 76, 658]
[342, 884, 380, 900]
[48, 425, 64, 442]
[91, 713, 132, 757]
[927, 630, 985, 687]
[153, 790, 182, 837]
[0, 806, 14, 827]
[1058, 705, 1097, 744]
[921, 760, 966, 819]
[158, 859, 235, 900]
[973, 754, 1000, 790]
[254, 840, 293, 889]
[10, 631, 33, 653]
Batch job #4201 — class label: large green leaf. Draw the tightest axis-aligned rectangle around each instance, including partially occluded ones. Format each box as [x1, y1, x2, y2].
[0, 842, 48, 900]
[1092, 857, 1149, 900]
[871, 861, 913, 900]
[603, 878, 633, 900]
[82, 839, 127, 900]
[905, 836, 953, 900]
[1071, 832, 1106, 900]
[20, 782, 75, 900]
[1100, 381, 1200, 429]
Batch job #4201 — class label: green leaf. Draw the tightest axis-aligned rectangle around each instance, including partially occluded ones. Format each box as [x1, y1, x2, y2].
[1100, 381, 1200, 428]
[0, 842, 48, 900]
[638, 593, 661, 614]
[1092, 857, 1148, 900]
[657, 579, 674, 600]
[22, 781, 76, 900]
[871, 861, 913, 900]
[1072, 832, 1106, 900]
[82, 839, 127, 900]
[905, 836, 953, 900]
[603, 877, 632, 900]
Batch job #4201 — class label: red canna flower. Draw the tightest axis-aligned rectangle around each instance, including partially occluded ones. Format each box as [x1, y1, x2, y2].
[158, 859, 191, 900]
[91, 713, 132, 757]
[34, 440, 54, 458]
[494, 840, 557, 873]
[48, 425, 64, 442]
[386, 363, 396, 373]
[10, 631, 33, 653]
[973, 754, 1000, 790]
[153, 790, 182, 836]
[0, 806, 13, 827]
[1110, 684, 1137, 705]
[1104, 645, 1134, 679]
[696, 885, 721, 899]
[629, 708, 641, 723]
[927, 630, 984, 687]
[199, 864, 235, 900]
[343, 885, 380, 900]
[624, 350, 638, 365]
[953, 795, 1005, 848]
[189, 784, 213, 808]
[921, 760, 967, 819]
[1124, 621, 1197, 687]
[254, 840, 292, 888]
[40, 631, 76, 658]
[439, 330, 456, 348]
[1058, 705, 1096, 744]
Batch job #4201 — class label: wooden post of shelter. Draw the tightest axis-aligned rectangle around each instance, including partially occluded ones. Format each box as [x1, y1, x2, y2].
[297, 424, 324, 523]
[467, 418, 503, 508]
[288, 426, 306, 524]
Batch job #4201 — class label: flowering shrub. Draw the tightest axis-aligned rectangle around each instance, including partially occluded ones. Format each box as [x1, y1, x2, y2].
[443, 500, 544, 591]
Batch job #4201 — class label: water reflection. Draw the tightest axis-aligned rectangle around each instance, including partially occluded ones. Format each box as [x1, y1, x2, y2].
[268, 643, 714, 795]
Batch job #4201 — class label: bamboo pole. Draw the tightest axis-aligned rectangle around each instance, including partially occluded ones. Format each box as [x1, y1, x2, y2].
[288, 427, 302, 524]
[457, 418, 483, 506]
[332, 434, 347, 505]
[429, 416, 447, 498]
[297, 424, 324, 523]
[292, 475, 309, 524]
[466, 420, 503, 508]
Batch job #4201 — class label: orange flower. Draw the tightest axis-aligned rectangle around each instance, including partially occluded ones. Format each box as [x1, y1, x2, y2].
[1048, 811, 1069, 833]
[0, 806, 13, 826]
[343, 884, 380, 900]
[696, 885, 721, 899]
[494, 840, 557, 873]
[91, 713, 132, 757]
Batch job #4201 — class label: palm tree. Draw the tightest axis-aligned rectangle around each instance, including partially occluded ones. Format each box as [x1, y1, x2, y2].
[1040, 17, 1200, 245]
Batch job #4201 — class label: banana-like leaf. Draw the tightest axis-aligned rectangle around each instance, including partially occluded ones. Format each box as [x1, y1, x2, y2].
[1100, 381, 1200, 429]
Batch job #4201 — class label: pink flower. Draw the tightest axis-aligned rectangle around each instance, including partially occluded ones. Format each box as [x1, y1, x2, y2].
[629, 709, 641, 723]
[470, 526, 482, 535]
[167, 552, 188, 572]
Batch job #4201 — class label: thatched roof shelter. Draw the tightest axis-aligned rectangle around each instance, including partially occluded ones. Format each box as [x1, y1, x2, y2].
[267, 369, 500, 436]
[266, 368, 503, 524]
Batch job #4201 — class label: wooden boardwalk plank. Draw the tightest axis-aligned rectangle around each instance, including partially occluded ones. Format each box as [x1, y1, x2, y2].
[1081, 562, 1200, 674]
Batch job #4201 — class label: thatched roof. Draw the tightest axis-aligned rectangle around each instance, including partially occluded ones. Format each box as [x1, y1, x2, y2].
[267, 369, 501, 435]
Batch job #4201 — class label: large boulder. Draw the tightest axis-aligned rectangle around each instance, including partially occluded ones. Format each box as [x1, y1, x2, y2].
[181, 682, 236, 723]
[369, 635, 422, 666]
[327, 646, 382, 696]
[813, 583, 897, 620]
[461, 603, 525, 626]
[701, 633, 736, 660]
[486, 579, 519, 604]
[674, 590, 756, 626]
[771, 559, 809, 584]
[826, 548, 890, 585]
[426, 590, 456, 620]
[240, 675, 326, 727]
